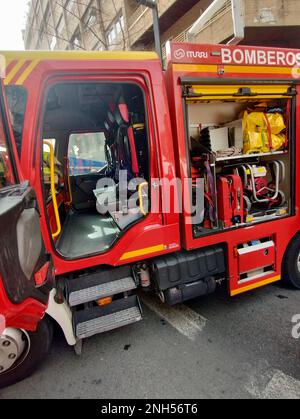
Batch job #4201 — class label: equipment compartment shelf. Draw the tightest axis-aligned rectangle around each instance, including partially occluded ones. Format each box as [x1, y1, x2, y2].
[215, 150, 287, 163]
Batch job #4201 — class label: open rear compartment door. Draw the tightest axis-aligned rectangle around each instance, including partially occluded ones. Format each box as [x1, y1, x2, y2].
[182, 79, 296, 295]
[0, 79, 52, 331]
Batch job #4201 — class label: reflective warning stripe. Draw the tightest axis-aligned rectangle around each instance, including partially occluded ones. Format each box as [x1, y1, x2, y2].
[3, 59, 40, 85]
[15, 59, 40, 85]
[231, 275, 281, 297]
[4, 59, 27, 84]
[120, 244, 166, 261]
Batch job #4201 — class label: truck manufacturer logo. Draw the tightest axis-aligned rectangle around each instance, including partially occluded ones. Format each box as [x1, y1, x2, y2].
[174, 49, 186, 60]
[186, 51, 209, 59]
[174, 49, 209, 60]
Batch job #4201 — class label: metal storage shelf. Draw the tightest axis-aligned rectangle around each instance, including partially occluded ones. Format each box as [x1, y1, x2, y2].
[215, 150, 287, 162]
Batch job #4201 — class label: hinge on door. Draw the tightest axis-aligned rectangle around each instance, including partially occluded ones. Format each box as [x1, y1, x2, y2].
[233, 87, 257, 97]
[287, 86, 297, 96]
[182, 85, 193, 97]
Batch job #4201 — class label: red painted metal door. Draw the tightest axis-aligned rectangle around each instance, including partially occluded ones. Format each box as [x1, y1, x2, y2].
[0, 79, 51, 332]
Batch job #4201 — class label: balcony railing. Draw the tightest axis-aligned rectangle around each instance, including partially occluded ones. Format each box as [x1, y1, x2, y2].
[162, 26, 191, 60]
[127, 4, 148, 29]
[195, 0, 232, 35]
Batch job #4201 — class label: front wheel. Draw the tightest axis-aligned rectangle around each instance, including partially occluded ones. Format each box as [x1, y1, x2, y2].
[0, 316, 53, 389]
[282, 233, 300, 289]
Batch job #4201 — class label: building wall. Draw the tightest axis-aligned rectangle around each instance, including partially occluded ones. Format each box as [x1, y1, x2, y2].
[193, 0, 300, 48]
[126, 0, 177, 47]
[194, 1, 233, 45]
[159, 0, 212, 50]
[245, 0, 300, 28]
[24, 0, 300, 52]
[24, 0, 127, 51]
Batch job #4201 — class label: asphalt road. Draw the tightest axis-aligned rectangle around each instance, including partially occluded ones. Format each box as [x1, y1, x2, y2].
[1, 282, 300, 399]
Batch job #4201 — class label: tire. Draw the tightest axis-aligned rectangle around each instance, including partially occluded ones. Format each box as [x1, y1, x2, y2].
[282, 233, 300, 289]
[0, 316, 53, 389]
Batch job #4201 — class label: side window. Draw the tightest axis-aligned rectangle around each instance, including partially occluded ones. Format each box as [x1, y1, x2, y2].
[68, 132, 107, 176]
[4, 86, 28, 158]
[0, 107, 15, 189]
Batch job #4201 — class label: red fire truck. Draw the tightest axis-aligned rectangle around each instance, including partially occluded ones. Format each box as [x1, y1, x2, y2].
[1, 42, 300, 387]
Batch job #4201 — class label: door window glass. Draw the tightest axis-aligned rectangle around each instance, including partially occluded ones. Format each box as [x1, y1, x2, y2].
[5, 86, 27, 158]
[0, 106, 15, 188]
[68, 132, 107, 176]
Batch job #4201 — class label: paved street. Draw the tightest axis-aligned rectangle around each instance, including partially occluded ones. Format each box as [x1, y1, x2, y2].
[1, 282, 300, 399]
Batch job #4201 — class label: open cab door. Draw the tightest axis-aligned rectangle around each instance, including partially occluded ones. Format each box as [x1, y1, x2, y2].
[0, 78, 53, 389]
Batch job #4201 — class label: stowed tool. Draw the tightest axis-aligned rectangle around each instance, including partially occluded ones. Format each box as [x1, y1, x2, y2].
[239, 161, 286, 213]
[217, 174, 244, 228]
[191, 155, 217, 229]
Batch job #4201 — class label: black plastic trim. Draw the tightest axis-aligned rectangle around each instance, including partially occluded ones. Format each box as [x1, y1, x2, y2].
[181, 77, 300, 86]
[0, 83, 19, 183]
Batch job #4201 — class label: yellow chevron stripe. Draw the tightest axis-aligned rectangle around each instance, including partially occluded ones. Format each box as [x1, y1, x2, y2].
[231, 275, 281, 297]
[4, 59, 26, 85]
[15, 59, 40, 85]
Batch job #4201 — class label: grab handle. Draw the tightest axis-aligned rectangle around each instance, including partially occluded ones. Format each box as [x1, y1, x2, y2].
[65, 157, 73, 206]
[138, 182, 149, 216]
[43, 141, 62, 239]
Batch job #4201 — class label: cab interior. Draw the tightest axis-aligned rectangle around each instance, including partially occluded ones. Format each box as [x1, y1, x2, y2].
[41, 82, 149, 259]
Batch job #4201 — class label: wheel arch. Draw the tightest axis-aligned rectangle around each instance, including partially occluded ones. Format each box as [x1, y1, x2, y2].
[46, 289, 77, 346]
[282, 229, 300, 289]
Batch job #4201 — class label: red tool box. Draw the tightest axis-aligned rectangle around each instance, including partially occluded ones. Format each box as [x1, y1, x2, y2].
[217, 175, 244, 228]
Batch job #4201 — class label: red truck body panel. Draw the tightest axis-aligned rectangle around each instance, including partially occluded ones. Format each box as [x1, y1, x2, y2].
[2, 44, 300, 298]
[165, 42, 300, 295]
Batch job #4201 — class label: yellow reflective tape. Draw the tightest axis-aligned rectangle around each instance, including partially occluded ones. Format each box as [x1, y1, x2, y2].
[15, 59, 40, 85]
[4, 59, 26, 85]
[173, 63, 295, 75]
[120, 244, 166, 261]
[185, 83, 291, 101]
[191, 84, 290, 96]
[231, 275, 281, 297]
[0, 50, 158, 63]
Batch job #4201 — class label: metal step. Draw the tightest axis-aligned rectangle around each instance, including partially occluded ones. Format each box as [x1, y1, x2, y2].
[74, 296, 142, 339]
[66, 266, 137, 307]
[68, 277, 136, 307]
